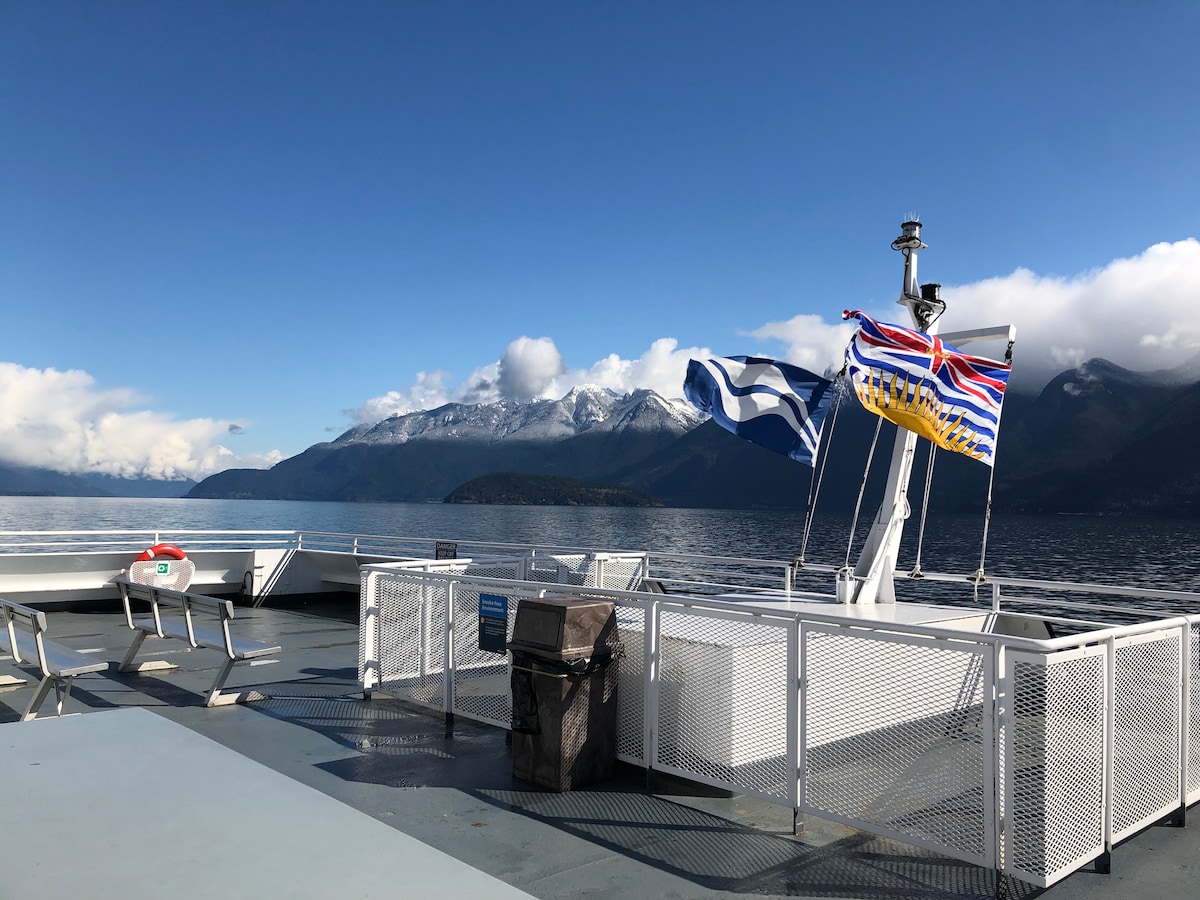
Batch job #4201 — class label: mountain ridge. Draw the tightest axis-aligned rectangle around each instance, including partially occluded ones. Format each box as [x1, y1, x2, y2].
[187, 356, 1200, 515]
[4, 360, 1195, 515]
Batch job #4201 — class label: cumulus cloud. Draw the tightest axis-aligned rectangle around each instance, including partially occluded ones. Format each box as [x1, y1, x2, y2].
[941, 239, 1200, 388]
[573, 337, 716, 400]
[0, 362, 280, 480]
[743, 314, 859, 378]
[346, 239, 1200, 427]
[496, 337, 565, 401]
[347, 335, 720, 427]
[344, 369, 456, 424]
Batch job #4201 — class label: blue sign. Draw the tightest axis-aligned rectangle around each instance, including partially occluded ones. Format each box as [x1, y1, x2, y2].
[479, 593, 508, 619]
[478, 593, 508, 653]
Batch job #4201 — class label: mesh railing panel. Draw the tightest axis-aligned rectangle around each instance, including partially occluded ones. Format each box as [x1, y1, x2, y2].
[1004, 649, 1105, 887]
[450, 585, 519, 727]
[1190, 625, 1200, 803]
[655, 607, 791, 801]
[1111, 630, 1183, 842]
[613, 604, 645, 764]
[602, 556, 645, 591]
[461, 561, 522, 580]
[527, 554, 591, 586]
[374, 576, 448, 711]
[802, 626, 991, 865]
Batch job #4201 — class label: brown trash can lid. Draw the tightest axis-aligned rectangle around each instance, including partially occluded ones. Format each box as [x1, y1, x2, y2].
[508, 595, 617, 660]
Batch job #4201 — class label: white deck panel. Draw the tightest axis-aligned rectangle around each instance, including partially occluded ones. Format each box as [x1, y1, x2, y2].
[0, 707, 535, 900]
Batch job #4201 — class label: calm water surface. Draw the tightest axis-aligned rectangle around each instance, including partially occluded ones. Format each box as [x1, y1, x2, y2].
[1, 496, 1197, 593]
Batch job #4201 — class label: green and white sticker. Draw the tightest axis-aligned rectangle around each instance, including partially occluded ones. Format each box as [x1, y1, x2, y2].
[156, 562, 170, 575]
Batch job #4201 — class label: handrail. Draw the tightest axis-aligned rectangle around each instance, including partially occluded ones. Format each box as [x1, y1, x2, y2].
[360, 562, 1199, 656]
[1, 527, 1195, 619]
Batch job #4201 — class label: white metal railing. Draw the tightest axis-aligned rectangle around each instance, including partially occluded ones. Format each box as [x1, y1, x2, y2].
[359, 562, 1200, 888]
[0, 529, 299, 554]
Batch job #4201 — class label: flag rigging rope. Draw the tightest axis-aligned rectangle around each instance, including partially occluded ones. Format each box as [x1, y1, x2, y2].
[909, 443, 937, 578]
[844, 415, 884, 568]
[798, 371, 848, 567]
[971, 340, 1014, 599]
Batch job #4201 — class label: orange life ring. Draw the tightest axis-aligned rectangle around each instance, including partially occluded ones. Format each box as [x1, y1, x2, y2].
[135, 543, 188, 562]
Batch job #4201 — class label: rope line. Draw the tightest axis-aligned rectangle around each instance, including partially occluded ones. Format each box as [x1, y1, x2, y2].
[972, 456, 1000, 603]
[798, 375, 847, 566]
[909, 443, 937, 578]
[845, 416, 883, 568]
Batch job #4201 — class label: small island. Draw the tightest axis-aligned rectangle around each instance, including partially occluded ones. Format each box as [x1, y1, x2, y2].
[444, 472, 663, 507]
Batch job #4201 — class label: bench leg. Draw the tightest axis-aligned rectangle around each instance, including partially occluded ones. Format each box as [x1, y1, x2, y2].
[21, 676, 56, 721]
[117, 630, 148, 673]
[204, 657, 238, 707]
[54, 678, 73, 717]
[117, 631, 178, 673]
[204, 658, 270, 707]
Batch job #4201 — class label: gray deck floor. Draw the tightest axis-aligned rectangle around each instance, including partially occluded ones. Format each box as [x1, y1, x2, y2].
[2, 597, 1197, 900]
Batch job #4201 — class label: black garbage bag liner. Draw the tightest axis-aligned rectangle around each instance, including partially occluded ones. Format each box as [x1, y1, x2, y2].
[510, 665, 540, 734]
[509, 650, 620, 734]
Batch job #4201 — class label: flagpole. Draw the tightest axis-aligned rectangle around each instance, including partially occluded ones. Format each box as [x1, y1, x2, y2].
[846, 220, 944, 604]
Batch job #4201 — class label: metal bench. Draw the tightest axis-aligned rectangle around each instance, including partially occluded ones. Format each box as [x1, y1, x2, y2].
[115, 579, 281, 707]
[0, 597, 108, 720]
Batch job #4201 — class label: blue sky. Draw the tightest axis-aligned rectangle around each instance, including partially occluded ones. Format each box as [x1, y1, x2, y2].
[3, 2, 1199, 480]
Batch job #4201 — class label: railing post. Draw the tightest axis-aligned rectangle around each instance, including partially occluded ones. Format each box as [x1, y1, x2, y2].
[1174, 622, 1190, 825]
[986, 641, 1002, 869]
[644, 599, 660, 790]
[1102, 635, 1116, 869]
[361, 569, 378, 699]
[788, 617, 801, 827]
[444, 580, 456, 727]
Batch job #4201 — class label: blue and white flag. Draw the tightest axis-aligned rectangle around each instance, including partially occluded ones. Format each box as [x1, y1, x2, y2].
[683, 356, 835, 466]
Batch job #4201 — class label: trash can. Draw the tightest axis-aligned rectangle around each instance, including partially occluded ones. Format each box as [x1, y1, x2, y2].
[508, 595, 621, 791]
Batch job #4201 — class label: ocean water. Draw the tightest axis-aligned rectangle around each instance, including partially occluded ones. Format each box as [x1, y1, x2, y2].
[1, 495, 1197, 595]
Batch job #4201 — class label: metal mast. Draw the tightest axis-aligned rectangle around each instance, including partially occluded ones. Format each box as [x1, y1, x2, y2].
[845, 220, 945, 604]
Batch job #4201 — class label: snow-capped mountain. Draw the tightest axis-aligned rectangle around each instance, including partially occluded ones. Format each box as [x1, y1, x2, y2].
[187, 385, 707, 503]
[334, 385, 704, 446]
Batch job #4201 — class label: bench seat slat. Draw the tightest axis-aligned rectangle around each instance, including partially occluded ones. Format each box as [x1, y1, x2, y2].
[129, 619, 281, 660]
[10, 629, 108, 678]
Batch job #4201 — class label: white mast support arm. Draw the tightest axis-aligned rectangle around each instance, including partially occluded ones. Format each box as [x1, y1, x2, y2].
[848, 219, 941, 605]
[937, 324, 1017, 347]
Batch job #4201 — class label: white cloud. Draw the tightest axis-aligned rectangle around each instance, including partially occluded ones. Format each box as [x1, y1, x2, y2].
[344, 369, 456, 424]
[496, 336, 565, 401]
[574, 337, 716, 400]
[743, 314, 859, 378]
[941, 239, 1200, 387]
[349, 335, 719, 427]
[0, 363, 280, 480]
[348, 238, 1200, 427]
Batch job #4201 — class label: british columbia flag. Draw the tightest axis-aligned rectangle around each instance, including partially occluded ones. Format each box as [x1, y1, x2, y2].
[844, 310, 1011, 466]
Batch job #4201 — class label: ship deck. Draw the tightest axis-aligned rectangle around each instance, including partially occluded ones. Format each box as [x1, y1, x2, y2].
[2, 597, 1196, 900]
